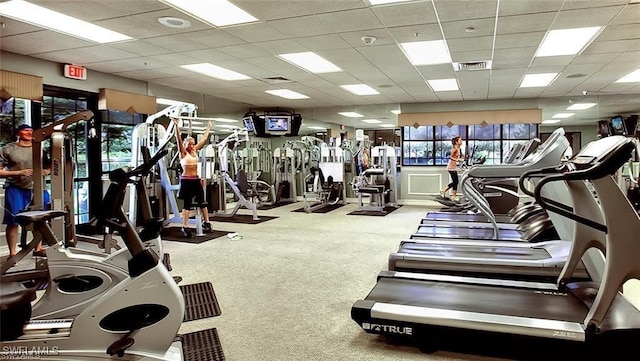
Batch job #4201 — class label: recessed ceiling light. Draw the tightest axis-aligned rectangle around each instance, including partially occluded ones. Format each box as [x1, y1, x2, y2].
[428, 79, 459, 91]
[278, 52, 341, 74]
[307, 126, 326, 130]
[362, 119, 382, 124]
[566, 103, 596, 110]
[535, 27, 601, 57]
[265, 89, 309, 99]
[391, 110, 401, 115]
[158, 16, 191, 29]
[161, 0, 257, 27]
[542, 119, 562, 124]
[211, 118, 238, 123]
[615, 69, 640, 83]
[340, 84, 380, 96]
[379, 124, 396, 128]
[180, 63, 251, 81]
[0, 0, 132, 43]
[400, 40, 452, 65]
[338, 112, 364, 118]
[156, 98, 184, 106]
[520, 73, 558, 88]
[552, 113, 574, 119]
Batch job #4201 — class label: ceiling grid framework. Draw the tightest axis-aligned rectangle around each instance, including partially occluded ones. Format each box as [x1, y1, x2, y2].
[0, 0, 636, 129]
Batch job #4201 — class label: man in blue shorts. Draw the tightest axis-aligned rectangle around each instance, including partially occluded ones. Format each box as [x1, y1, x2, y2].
[0, 124, 49, 257]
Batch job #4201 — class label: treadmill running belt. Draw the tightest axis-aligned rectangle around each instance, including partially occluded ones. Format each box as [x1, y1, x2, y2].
[397, 244, 550, 260]
[367, 277, 588, 322]
[424, 212, 512, 224]
[414, 224, 523, 241]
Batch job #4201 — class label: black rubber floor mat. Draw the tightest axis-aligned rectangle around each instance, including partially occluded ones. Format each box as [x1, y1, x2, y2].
[161, 228, 229, 244]
[210, 215, 277, 224]
[181, 328, 225, 361]
[291, 203, 345, 213]
[347, 205, 402, 216]
[180, 282, 221, 321]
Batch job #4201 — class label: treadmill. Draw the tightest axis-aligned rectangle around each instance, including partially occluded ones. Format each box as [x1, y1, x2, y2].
[395, 149, 600, 281]
[352, 136, 640, 357]
[423, 128, 568, 230]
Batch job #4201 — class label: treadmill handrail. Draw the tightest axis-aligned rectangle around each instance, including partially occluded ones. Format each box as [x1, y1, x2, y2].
[519, 165, 563, 197]
[534, 140, 636, 234]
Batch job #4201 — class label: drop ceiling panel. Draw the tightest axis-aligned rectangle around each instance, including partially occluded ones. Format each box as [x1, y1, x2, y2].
[611, 3, 640, 24]
[314, 8, 384, 33]
[433, 0, 498, 22]
[497, 13, 556, 34]
[386, 24, 444, 43]
[338, 29, 396, 48]
[34, 45, 137, 65]
[416, 64, 457, 79]
[1, 32, 94, 55]
[181, 49, 237, 63]
[560, 0, 629, 11]
[108, 40, 172, 57]
[221, 23, 288, 43]
[0, 17, 43, 36]
[529, 55, 574, 67]
[242, 56, 318, 81]
[450, 50, 493, 63]
[441, 18, 496, 39]
[295, 34, 352, 51]
[30, 0, 141, 21]
[253, 39, 308, 55]
[596, 24, 640, 41]
[216, 44, 274, 59]
[498, 0, 563, 16]
[370, 1, 438, 27]
[141, 34, 209, 52]
[494, 32, 545, 49]
[492, 47, 537, 69]
[434, 91, 464, 102]
[447, 36, 494, 52]
[551, 6, 625, 28]
[234, 0, 366, 20]
[571, 52, 623, 65]
[185, 29, 249, 48]
[267, 15, 334, 38]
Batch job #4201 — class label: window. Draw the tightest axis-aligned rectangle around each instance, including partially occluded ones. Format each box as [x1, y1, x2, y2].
[0, 98, 30, 147]
[401, 123, 539, 166]
[101, 110, 143, 173]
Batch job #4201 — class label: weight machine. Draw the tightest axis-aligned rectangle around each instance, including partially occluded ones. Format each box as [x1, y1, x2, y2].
[132, 102, 216, 236]
[302, 144, 346, 213]
[209, 127, 260, 220]
[351, 144, 398, 213]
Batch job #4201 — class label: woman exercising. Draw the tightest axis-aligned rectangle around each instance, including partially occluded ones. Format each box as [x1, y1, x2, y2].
[173, 118, 213, 237]
[440, 136, 464, 201]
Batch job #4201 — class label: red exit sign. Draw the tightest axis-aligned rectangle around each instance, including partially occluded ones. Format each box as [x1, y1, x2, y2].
[64, 64, 87, 80]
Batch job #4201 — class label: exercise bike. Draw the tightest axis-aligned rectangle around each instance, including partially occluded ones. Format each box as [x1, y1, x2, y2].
[0, 150, 185, 359]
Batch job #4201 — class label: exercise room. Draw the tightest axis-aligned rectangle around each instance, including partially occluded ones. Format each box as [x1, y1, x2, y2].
[1, 0, 640, 360]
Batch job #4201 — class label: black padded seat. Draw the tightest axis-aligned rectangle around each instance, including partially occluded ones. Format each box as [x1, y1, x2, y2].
[16, 210, 66, 225]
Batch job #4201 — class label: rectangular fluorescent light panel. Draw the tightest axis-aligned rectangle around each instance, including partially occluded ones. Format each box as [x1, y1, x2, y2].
[567, 103, 596, 110]
[391, 110, 401, 115]
[362, 119, 382, 124]
[156, 98, 184, 106]
[428, 79, 459, 91]
[535, 27, 601, 57]
[211, 118, 239, 123]
[307, 126, 326, 130]
[400, 40, 452, 65]
[616, 69, 640, 83]
[379, 124, 396, 128]
[340, 84, 380, 96]
[339, 112, 364, 118]
[552, 113, 574, 119]
[265, 89, 309, 99]
[0, 0, 132, 43]
[162, 0, 257, 27]
[542, 119, 561, 124]
[180, 63, 250, 81]
[520, 73, 558, 88]
[278, 52, 342, 73]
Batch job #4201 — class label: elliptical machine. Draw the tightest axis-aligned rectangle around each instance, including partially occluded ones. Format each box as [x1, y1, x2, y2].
[0, 149, 185, 360]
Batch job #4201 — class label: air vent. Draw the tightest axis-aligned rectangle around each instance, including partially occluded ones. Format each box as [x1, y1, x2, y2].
[260, 77, 294, 85]
[453, 60, 492, 72]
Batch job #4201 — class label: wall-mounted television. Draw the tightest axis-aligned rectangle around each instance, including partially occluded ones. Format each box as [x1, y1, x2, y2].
[597, 120, 611, 138]
[610, 115, 626, 136]
[243, 116, 255, 134]
[265, 115, 290, 135]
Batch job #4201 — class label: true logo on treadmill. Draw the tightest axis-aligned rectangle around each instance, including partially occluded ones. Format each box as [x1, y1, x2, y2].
[362, 323, 413, 335]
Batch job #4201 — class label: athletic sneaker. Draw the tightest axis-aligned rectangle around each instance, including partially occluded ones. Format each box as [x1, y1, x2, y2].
[439, 190, 446, 198]
[451, 196, 460, 202]
[32, 249, 47, 258]
[180, 227, 193, 238]
[202, 222, 213, 233]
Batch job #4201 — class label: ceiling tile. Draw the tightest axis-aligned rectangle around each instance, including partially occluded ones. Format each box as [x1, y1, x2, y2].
[222, 23, 289, 43]
[433, 0, 499, 22]
[441, 18, 496, 39]
[371, 1, 438, 27]
[267, 15, 334, 38]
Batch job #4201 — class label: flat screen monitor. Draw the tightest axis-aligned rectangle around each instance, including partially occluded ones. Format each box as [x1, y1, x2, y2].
[610, 115, 625, 136]
[265, 115, 290, 134]
[243, 116, 255, 133]
[598, 120, 611, 137]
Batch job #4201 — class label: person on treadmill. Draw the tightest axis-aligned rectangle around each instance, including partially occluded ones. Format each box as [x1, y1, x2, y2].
[172, 118, 213, 238]
[440, 136, 464, 201]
